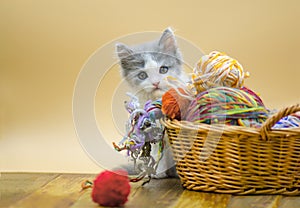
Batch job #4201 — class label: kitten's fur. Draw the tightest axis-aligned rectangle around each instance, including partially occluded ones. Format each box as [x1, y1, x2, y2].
[116, 28, 187, 105]
[116, 28, 186, 178]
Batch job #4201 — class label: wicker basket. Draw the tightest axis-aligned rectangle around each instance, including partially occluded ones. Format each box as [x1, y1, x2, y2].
[162, 104, 300, 195]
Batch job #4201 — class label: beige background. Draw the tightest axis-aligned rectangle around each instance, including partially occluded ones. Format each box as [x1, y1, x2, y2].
[1, 0, 299, 173]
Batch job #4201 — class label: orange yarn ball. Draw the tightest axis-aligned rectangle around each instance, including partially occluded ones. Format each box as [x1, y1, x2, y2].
[162, 88, 191, 120]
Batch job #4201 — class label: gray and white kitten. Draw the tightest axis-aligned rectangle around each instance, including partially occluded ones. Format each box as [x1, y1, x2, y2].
[116, 28, 187, 105]
[115, 28, 186, 178]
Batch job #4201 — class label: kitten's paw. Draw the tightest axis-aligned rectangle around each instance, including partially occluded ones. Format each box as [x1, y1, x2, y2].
[151, 172, 168, 179]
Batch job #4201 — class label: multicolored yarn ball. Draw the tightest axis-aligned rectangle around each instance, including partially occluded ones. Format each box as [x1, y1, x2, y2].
[144, 99, 163, 120]
[162, 88, 191, 120]
[92, 169, 131, 207]
[192, 51, 250, 94]
[184, 86, 268, 127]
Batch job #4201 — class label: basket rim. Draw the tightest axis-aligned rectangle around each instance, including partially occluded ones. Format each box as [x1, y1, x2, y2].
[162, 118, 300, 136]
[161, 103, 300, 140]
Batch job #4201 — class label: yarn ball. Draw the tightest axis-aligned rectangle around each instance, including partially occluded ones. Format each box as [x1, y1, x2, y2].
[92, 169, 131, 207]
[162, 88, 191, 120]
[184, 86, 268, 127]
[192, 51, 250, 93]
[272, 114, 300, 129]
[145, 99, 163, 120]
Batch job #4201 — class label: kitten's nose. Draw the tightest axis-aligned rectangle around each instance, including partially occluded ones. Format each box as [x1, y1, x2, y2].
[152, 82, 160, 88]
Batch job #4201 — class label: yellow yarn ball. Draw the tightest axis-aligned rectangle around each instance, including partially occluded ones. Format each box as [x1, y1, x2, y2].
[192, 51, 250, 93]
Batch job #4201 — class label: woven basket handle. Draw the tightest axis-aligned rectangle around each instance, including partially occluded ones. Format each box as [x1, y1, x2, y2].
[260, 103, 300, 141]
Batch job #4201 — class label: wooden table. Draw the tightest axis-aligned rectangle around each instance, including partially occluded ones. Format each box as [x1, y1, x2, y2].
[1, 173, 300, 208]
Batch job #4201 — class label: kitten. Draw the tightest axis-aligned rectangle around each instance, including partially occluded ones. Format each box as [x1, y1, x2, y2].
[116, 27, 187, 105]
[115, 28, 186, 178]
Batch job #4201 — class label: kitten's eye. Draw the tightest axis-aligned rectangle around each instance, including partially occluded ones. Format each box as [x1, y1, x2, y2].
[159, 66, 169, 74]
[137, 71, 148, 80]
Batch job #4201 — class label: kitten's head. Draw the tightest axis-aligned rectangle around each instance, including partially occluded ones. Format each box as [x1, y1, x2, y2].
[116, 28, 185, 102]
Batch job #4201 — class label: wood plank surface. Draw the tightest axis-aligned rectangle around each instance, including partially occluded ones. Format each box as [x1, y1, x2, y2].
[1, 173, 300, 208]
[173, 190, 231, 208]
[227, 195, 281, 208]
[278, 196, 300, 208]
[125, 178, 183, 208]
[70, 188, 96, 208]
[0, 173, 59, 208]
[1, 173, 94, 208]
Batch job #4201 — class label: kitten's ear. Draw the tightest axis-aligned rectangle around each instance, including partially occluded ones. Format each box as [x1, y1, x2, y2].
[115, 43, 133, 59]
[158, 28, 178, 54]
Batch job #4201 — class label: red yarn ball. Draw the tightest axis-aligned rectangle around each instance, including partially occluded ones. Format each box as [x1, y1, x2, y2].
[92, 170, 131, 207]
